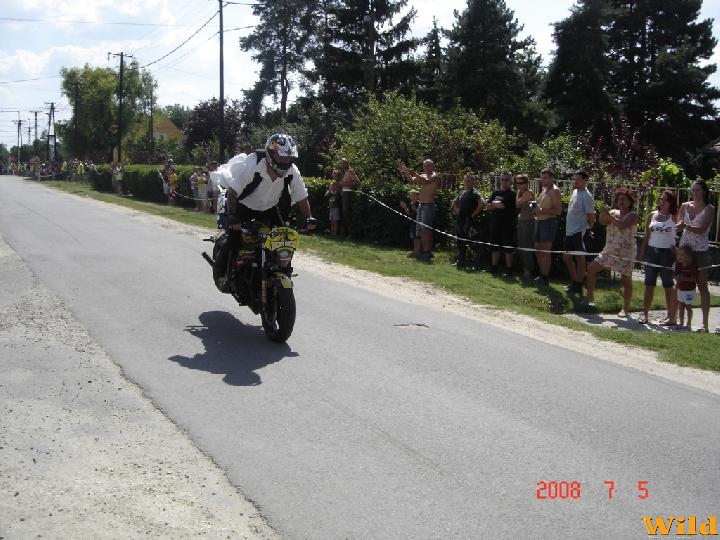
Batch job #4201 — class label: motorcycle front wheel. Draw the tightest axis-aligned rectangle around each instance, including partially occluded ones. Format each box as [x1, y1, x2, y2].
[261, 286, 296, 343]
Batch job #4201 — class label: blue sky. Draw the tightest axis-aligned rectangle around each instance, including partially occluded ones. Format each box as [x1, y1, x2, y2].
[1, 0, 718, 152]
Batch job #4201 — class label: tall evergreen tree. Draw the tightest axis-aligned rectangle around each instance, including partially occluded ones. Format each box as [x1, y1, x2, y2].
[443, 0, 548, 138]
[306, 0, 418, 113]
[240, 0, 317, 118]
[546, 0, 719, 168]
[415, 19, 445, 107]
[544, 0, 617, 137]
[605, 0, 719, 164]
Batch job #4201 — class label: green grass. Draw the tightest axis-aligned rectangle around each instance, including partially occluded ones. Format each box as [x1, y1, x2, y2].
[43, 179, 720, 372]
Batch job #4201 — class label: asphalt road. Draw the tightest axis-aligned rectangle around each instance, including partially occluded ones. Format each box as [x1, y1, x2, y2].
[1, 175, 719, 539]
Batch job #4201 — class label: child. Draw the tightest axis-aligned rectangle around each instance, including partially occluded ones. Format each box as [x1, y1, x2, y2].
[399, 189, 420, 258]
[674, 245, 698, 331]
[326, 173, 342, 236]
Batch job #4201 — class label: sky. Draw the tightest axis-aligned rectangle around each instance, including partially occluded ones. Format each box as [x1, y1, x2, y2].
[1, 0, 719, 152]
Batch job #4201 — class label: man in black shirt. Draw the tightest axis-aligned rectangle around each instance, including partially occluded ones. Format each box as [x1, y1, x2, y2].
[453, 174, 484, 268]
[486, 171, 517, 275]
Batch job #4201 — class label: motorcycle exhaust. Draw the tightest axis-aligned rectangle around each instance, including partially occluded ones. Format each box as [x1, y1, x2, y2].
[201, 252, 215, 268]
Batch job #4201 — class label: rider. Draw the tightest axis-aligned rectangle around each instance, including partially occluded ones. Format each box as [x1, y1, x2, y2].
[207, 133, 316, 287]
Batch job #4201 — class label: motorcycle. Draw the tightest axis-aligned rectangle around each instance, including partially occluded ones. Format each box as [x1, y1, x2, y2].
[202, 221, 305, 343]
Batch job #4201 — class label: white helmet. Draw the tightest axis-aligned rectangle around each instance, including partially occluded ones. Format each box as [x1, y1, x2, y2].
[265, 133, 298, 175]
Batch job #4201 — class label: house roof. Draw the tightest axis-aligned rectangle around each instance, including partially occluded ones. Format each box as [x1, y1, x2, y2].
[153, 117, 184, 141]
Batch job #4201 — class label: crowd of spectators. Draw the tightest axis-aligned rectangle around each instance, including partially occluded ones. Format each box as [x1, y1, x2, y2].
[344, 163, 715, 333]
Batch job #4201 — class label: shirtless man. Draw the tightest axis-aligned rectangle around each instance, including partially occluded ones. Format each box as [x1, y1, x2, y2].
[398, 159, 440, 261]
[338, 158, 360, 237]
[533, 168, 562, 285]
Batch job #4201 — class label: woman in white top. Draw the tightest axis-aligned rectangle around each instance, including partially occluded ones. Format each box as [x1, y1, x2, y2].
[637, 190, 678, 325]
[677, 180, 715, 333]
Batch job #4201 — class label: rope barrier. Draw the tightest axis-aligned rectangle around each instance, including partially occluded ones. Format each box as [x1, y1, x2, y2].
[355, 190, 720, 273]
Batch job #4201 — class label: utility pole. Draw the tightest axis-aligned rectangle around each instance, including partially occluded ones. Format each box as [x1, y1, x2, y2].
[108, 51, 133, 163]
[148, 89, 155, 157]
[45, 102, 55, 162]
[73, 81, 80, 139]
[29, 110, 42, 153]
[12, 119, 23, 163]
[218, 0, 226, 163]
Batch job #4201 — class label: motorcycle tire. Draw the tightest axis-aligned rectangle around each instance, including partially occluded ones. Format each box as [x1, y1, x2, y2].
[262, 286, 296, 343]
[212, 236, 230, 293]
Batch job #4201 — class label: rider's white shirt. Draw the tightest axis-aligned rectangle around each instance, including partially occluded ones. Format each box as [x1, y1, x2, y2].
[209, 152, 308, 211]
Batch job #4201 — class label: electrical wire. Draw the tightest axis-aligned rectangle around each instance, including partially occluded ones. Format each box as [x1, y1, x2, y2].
[0, 76, 61, 85]
[0, 17, 192, 27]
[131, 1, 217, 55]
[139, 12, 219, 69]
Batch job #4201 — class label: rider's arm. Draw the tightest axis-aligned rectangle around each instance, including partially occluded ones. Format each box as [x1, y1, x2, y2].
[296, 197, 313, 221]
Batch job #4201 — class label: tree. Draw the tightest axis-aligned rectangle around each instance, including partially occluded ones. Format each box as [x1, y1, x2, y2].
[183, 98, 244, 155]
[306, 0, 418, 114]
[333, 92, 514, 184]
[161, 104, 191, 132]
[544, 0, 617, 138]
[605, 0, 719, 166]
[443, 0, 546, 136]
[58, 64, 117, 161]
[58, 62, 156, 162]
[415, 19, 445, 108]
[240, 0, 317, 118]
[546, 0, 719, 170]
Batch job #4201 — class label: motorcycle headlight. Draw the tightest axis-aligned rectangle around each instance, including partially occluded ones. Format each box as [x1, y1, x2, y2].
[276, 248, 294, 266]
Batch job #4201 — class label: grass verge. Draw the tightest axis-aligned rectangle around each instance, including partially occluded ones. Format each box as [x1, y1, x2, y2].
[43, 179, 720, 372]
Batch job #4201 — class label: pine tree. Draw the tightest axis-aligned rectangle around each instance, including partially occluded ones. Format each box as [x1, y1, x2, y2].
[544, 0, 617, 137]
[605, 0, 719, 163]
[443, 0, 548, 137]
[306, 0, 418, 113]
[415, 19, 444, 107]
[546, 0, 719, 168]
[240, 0, 317, 118]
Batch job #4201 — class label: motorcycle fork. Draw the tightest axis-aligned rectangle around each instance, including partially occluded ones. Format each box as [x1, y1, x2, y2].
[260, 249, 268, 307]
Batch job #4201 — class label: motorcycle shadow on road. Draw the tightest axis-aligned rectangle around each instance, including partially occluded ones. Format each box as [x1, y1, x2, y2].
[168, 310, 298, 386]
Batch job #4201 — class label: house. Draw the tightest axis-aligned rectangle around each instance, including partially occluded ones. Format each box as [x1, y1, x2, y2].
[153, 117, 184, 143]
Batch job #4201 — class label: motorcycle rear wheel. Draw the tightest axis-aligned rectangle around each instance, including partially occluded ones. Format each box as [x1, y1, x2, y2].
[262, 286, 296, 343]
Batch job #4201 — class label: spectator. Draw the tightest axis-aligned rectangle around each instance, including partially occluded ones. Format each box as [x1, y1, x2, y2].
[400, 189, 420, 257]
[398, 159, 440, 261]
[515, 173, 536, 279]
[453, 174, 484, 268]
[562, 170, 596, 295]
[111, 162, 123, 194]
[585, 187, 639, 317]
[197, 168, 209, 212]
[533, 169, 562, 285]
[674, 245, 699, 331]
[637, 190, 678, 325]
[485, 171, 517, 276]
[338, 158, 360, 237]
[166, 166, 178, 205]
[190, 167, 200, 210]
[677, 179, 715, 333]
[325, 173, 342, 236]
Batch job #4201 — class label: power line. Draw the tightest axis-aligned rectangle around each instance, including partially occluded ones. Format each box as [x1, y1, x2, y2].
[0, 17, 193, 27]
[139, 13, 219, 69]
[131, 2, 217, 55]
[0, 76, 61, 85]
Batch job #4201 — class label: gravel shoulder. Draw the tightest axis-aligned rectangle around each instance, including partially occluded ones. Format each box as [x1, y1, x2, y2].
[0, 233, 278, 539]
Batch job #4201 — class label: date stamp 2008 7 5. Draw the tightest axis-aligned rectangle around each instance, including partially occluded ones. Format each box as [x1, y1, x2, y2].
[535, 479, 650, 500]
